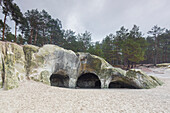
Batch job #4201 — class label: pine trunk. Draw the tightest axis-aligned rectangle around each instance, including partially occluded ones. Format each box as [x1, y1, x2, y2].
[131, 62, 134, 68]
[127, 60, 130, 70]
[162, 47, 165, 63]
[50, 35, 52, 44]
[14, 23, 17, 43]
[34, 29, 38, 45]
[154, 37, 157, 66]
[43, 28, 45, 45]
[29, 29, 33, 44]
[20, 33, 23, 45]
[165, 47, 167, 62]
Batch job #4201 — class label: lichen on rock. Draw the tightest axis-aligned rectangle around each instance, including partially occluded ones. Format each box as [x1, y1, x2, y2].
[40, 70, 50, 85]
[126, 69, 163, 89]
[23, 45, 39, 76]
[0, 42, 26, 90]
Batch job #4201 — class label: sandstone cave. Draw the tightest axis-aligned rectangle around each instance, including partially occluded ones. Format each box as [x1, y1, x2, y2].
[50, 74, 69, 88]
[76, 73, 101, 88]
[109, 81, 137, 89]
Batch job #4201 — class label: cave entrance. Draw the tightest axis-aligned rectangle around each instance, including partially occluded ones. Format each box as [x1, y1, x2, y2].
[50, 74, 69, 88]
[109, 81, 137, 89]
[76, 73, 101, 88]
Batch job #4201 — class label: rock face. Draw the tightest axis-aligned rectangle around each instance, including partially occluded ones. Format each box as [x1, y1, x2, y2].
[0, 41, 163, 90]
[156, 63, 170, 68]
[0, 42, 26, 89]
[23, 44, 79, 88]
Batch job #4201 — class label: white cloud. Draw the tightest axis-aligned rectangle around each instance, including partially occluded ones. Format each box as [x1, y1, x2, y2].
[65, 13, 86, 32]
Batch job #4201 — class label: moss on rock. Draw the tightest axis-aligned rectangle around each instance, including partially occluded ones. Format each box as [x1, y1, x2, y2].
[150, 76, 164, 86]
[23, 45, 39, 76]
[126, 69, 163, 89]
[40, 71, 50, 85]
[0, 42, 26, 90]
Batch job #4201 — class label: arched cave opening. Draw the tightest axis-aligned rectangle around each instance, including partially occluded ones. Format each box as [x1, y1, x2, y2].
[50, 74, 69, 88]
[76, 73, 101, 88]
[109, 81, 137, 89]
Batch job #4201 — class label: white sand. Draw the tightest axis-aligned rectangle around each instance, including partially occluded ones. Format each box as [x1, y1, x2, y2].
[0, 69, 170, 113]
[139, 67, 170, 78]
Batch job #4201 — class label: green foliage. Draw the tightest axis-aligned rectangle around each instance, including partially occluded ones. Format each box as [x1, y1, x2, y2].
[0, 20, 11, 39]
[147, 25, 165, 65]
[1, 0, 15, 41]
[101, 25, 148, 67]
[77, 31, 92, 52]
[1, 0, 14, 16]
[122, 38, 145, 63]
[87, 42, 104, 58]
[63, 29, 79, 52]
[145, 28, 170, 64]
[22, 9, 64, 46]
[5, 32, 15, 41]
[101, 35, 114, 64]
[11, 3, 23, 25]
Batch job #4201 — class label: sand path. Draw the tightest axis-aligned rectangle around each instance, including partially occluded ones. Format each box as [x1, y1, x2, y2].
[0, 77, 170, 113]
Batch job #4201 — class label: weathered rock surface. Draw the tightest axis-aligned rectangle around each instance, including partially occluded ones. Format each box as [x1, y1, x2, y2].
[0, 41, 163, 90]
[0, 41, 26, 89]
[0, 43, 3, 88]
[126, 69, 163, 88]
[23, 44, 79, 88]
[156, 63, 170, 68]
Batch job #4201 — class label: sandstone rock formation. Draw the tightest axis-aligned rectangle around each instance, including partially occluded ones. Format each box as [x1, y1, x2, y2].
[0, 41, 163, 90]
[0, 42, 26, 89]
[156, 63, 170, 68]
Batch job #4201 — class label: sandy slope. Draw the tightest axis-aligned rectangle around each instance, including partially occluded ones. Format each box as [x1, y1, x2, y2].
[0, 70, 170, 113]
[139, 67, 170, 78]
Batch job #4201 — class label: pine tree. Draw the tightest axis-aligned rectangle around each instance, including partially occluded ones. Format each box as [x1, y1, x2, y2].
[11, 3, 23, 43]
[102, 35, 114, 64]
[148, 25, 165, 66]
[1, 0, 14, 41]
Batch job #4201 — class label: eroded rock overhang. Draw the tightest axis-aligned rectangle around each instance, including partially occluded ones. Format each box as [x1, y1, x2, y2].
[0, 41, 163, 90]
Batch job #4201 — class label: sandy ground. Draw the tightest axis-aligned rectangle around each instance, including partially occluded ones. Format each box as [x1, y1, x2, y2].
[138, 67, 170, 78]
[0, 68, 170, 113]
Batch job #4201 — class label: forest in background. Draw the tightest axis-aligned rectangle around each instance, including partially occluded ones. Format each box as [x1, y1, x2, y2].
[0, 0, 170, 69]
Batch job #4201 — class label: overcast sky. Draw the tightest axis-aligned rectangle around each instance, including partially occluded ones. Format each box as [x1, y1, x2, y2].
[2, 0, 170, 41]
